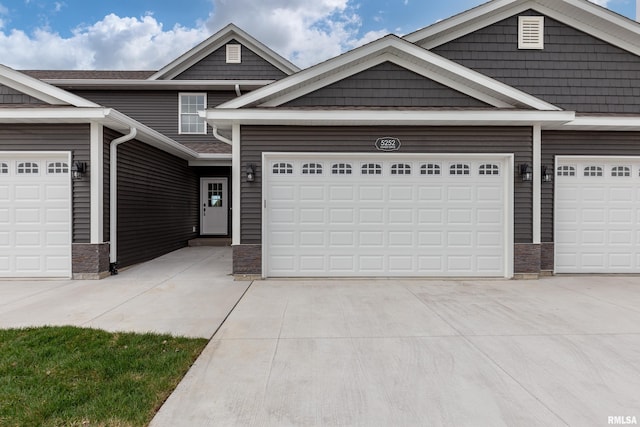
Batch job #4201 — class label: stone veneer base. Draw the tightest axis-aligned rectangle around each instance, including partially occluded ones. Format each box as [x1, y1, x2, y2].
[72, 243, 110, 280]
[233, 244, 262, 275]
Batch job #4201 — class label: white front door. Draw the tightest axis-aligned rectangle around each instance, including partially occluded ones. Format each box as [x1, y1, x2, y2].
[0, 152, 72, 278]
[201, 178, 228, 235]
[263, 153, 513, 278]
[555, 157, 640, 273]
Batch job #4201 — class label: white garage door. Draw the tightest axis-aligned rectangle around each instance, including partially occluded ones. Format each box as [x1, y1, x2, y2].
[263, 154, 513, 278]
[556, 156, 640, 273]
[0, 152, 72, 277]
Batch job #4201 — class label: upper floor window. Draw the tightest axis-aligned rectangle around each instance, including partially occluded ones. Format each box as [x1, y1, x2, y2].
[179, 93, 207, 134]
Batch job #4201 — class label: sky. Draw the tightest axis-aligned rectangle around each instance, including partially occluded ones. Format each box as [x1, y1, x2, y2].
[0, 0, 634, 70]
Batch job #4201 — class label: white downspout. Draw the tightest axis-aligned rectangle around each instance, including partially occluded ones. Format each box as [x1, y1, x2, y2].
[235, 84, 242, 97]
[212, 125, 233, 145]
[109, 127, 138, 271]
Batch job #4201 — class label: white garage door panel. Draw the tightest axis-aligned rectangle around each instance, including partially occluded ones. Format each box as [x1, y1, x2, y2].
[264, 155, 512, 278]
[0, 153, 71, 278]
[555, 157, 640, 273]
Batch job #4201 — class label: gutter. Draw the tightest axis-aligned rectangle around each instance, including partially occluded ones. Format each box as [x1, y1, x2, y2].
[109, 127, 138, 274]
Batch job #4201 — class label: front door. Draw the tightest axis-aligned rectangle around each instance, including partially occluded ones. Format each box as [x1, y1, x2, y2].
[200, 177, 228, 235]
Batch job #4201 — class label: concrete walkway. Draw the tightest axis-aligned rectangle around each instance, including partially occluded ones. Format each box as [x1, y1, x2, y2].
[0, 246, 248, 338]
[152, 276, 640, 427]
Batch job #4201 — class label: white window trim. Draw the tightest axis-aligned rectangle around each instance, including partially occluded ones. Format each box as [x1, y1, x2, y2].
[518, 16, 544, 50]
[179, 92, 207, 135]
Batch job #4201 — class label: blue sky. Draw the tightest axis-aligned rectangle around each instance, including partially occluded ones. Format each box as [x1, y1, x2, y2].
[0, 0, 635, 69]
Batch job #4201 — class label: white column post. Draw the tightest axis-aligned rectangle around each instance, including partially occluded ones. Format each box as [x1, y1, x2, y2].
[232, 123, 241, 246]
[533, 124, 542, 244]
[90, 123, 104, 243]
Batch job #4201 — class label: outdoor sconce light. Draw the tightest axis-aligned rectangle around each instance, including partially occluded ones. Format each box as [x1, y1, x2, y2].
[246, 163, 255, 182]
[71, 161, 87, 180]
[542, 165, 553, 183]
[520, 163, 532, 182]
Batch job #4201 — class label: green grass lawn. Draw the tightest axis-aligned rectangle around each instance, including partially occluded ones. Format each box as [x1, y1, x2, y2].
[0, 326, 208, 427]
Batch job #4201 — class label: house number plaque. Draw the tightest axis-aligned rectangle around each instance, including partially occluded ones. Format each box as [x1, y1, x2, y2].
[375, 137, 401, 151]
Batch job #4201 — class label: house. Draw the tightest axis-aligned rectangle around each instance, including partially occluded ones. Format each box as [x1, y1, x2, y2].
[2, 0, 640, 279]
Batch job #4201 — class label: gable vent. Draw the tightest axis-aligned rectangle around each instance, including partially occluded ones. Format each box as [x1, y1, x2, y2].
[518, 16, 544, 49]
[226, 44, 242, 63]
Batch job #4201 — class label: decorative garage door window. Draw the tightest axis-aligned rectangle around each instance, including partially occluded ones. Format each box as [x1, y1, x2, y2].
[361, 163, 382, 175]
[302, 163, 323, 175]
[0, 162, 8, 174]
[450, 163, 470, 175]
[17, 162, 39, 174]
[391, 163, 411, 175]
[332, 163, 352, 175]
[479, 164, 500, 175]
[584, 166, 603, 177]
[557, 165, 575, 177]
[273, 163, 293, 174]
[611, 166, 631, 177]
[47, 162, 69, 174]
[421, 163, 441, 175]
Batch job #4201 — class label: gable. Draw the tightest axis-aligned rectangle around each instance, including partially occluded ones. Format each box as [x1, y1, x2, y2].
[0, 84, 46, 105]
[284, 62, 490, 108]
[432, 10, 640, 113]
[175, 39, 288, 81]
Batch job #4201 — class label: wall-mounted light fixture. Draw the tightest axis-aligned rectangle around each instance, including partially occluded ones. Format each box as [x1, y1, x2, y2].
[520, 163, 532, 182]
[71, 161, 87, 180]
[542, 165, 553, 183]
[246, 163, 255, 182]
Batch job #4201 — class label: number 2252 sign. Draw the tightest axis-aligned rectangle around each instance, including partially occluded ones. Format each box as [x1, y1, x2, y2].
[375, 137, 401, 152]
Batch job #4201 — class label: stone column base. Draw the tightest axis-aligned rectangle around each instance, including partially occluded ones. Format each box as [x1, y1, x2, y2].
[72, 243, 110, 280]
[514, 243, 541, 279]
[233, 244, 262, 276]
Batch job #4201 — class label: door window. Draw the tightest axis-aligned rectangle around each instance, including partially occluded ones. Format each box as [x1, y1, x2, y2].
[208, 182, 223, 207]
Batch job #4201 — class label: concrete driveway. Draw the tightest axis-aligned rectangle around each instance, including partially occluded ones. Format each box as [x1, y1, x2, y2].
[0, 246, 248, 338]
[152, 276, 640, 427]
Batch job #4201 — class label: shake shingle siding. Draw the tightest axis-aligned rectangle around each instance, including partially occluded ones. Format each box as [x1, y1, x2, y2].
[0, 84, 46, 104]
[175, 40, 287, 80]
[241, 126, 533, 244]
[432, 10, 640, 113]
[284, 62, 490, 107]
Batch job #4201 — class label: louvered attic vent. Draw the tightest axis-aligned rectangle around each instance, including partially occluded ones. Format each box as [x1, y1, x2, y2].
[226, 44, 242, 63]
[518, 16, 544, 49]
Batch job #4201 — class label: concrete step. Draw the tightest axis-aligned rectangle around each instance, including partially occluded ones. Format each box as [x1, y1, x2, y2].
[188, 238, 232, 247]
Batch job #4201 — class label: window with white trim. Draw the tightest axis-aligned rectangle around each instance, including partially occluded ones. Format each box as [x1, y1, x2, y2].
[0, 162, 8, 174]
[302, 163, 323, 175]
[557, 166, 575, 177]
[48, 162, 69, 174]
[17, 162, 39, 174]
[449, 164, 470, 176]
[226, 44, 242, 63]
[421, 164, 441, 176]
[361, 163, 382, 175]
[584, 166, 603, 177]
[332, 163, 352, 175]
[479, 164, 500, 175]
[611, 166, 631, 177]
[179, 93, 207, 134]
[518, 16, 544, 49]
[272, 163, 293, 174]
[391, 163, 411, 175]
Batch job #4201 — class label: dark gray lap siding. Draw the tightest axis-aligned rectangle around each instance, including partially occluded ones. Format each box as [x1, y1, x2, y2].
[541, 131, 640, 243]
[0, 124, 90, 242]
[241, 126, 533, 244]
[103, 134, 199, 267]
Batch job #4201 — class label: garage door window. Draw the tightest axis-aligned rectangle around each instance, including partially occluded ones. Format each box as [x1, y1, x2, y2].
[362, 163, 382, 175]
[47, 162, 69, 174]
[450, 163, 470, 175]
[421, 163, 441, 175]
[479, 164, 500, 175]
[273, 163, 293, 174]
[332, 163, 352, 175]
[302, 163, 323, 175]
[611, 166, 631, 177]
[391, 163, 411, 175]
[583, 166, 603, 177]
[0, 162, 8, 174]
[557, 165, 575, 177]
[17, 162, 39, 174]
